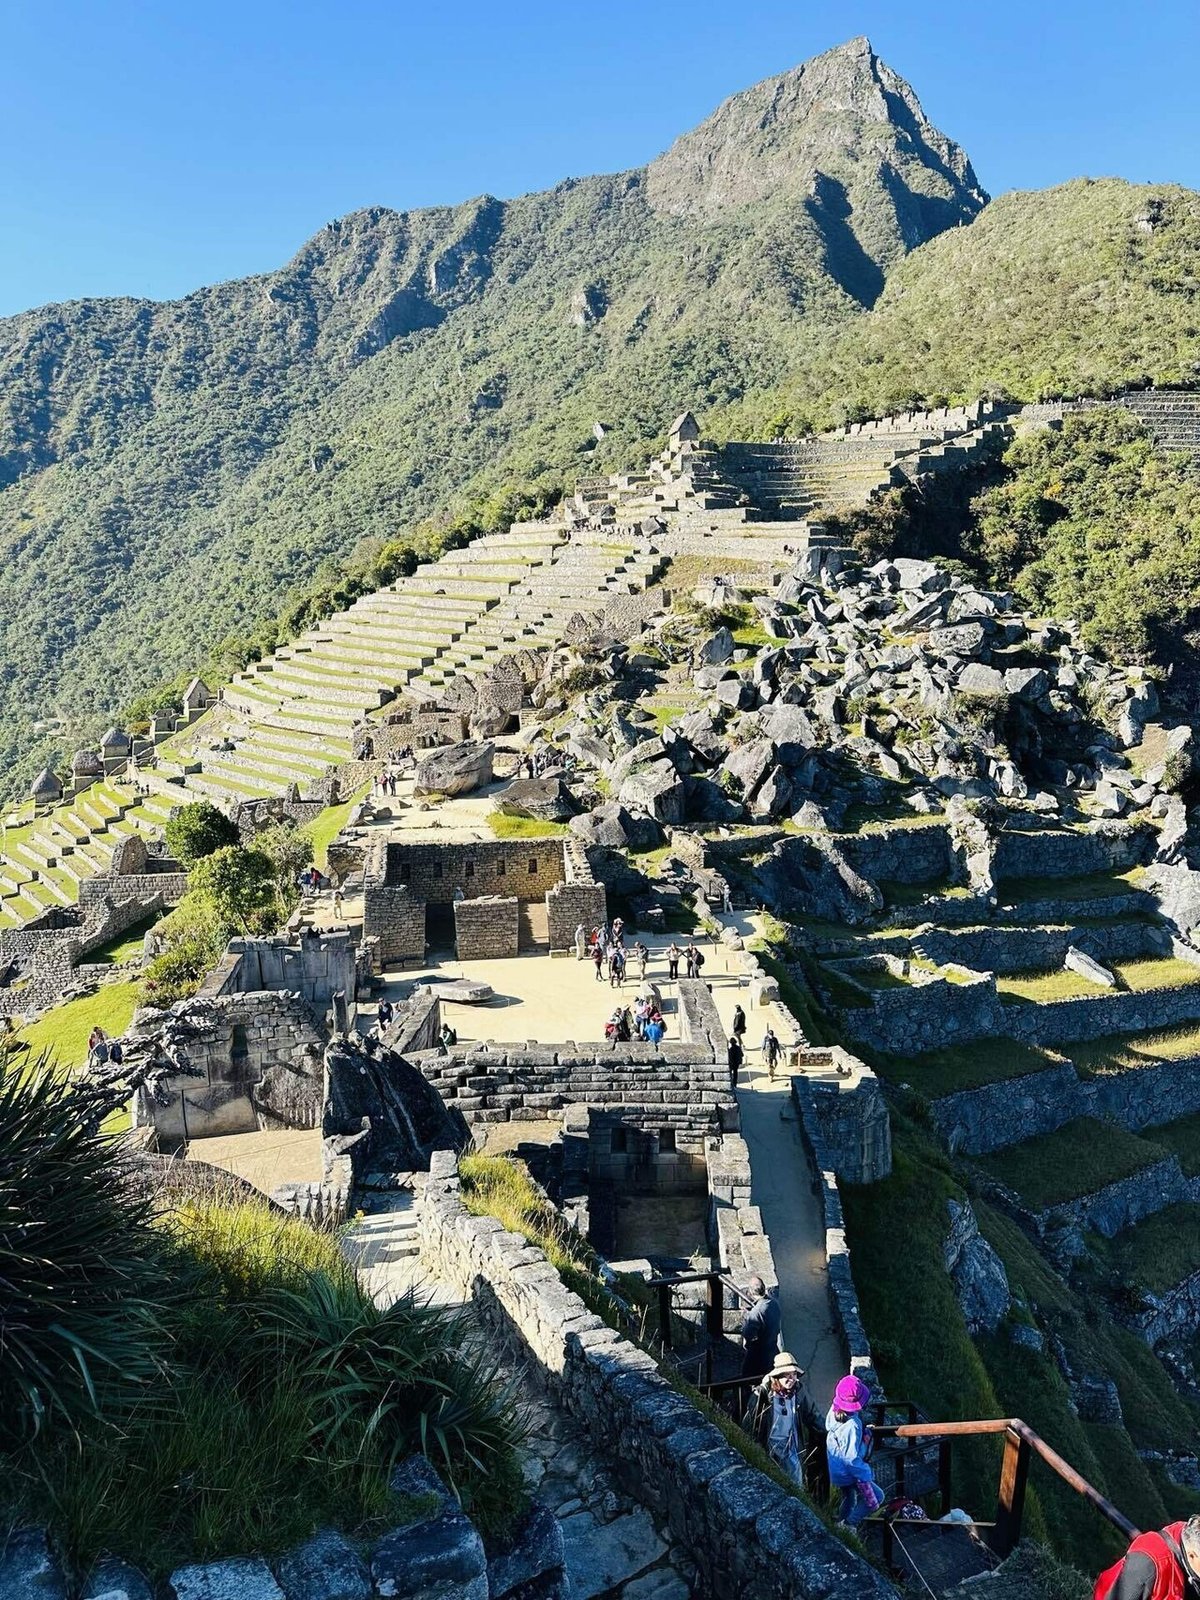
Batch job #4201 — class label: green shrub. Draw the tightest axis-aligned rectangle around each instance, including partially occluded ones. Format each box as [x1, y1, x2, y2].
[164, 802, 240, 870]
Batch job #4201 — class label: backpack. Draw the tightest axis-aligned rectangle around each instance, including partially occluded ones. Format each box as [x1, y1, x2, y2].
[694, 950, 705, 969]
[108, 1040, 123, 1066]
[1094, 1526, 1193, 1600]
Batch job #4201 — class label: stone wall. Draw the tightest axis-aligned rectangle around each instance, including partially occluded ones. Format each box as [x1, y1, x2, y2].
[129, 992, 325, 1146]
[387, 987, 442, 1054]
[454, 895, 519, 959]
[986, 1155, 1191, 1260]
[706, 1133, 779, 1295]
[931, 1051, 1200, 1155]
[200, 930, 358, 1013]
[1129, 1269, 1200, 1347]
[386, 839, 565, 901]
[914, 917, 1165, 975]
[992, 822, 1153, 881]
[546, 838, 607, 951]
[790, 1080, 877, 1386]
[419, 1151, 893, 1600]
[836, 824, 955, 887]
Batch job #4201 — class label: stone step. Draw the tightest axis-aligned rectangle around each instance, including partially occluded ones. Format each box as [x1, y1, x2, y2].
[263, 708, 355, 738]
[134, 772, 193, 808]
[200, 757, 291, 796]
[217, 748, 330, 786]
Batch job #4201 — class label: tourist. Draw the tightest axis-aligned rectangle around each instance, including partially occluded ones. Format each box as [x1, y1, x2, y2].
[377, 998, 394, 1029]
[727, 1033, 744, 1088]
[744, 1353, 825, 1491]
[333, 887, 344, 919]
[439, 1021, 458, 1050]
[633, 997, 650, 1037]
[684, 944, 697, 979]
[634, 940, 649, 982]
[732, 1002, 747, 1042]
[1095, 1515, 1200, 1599]
[611, 915, 624, 945]
[574, 922, 587, 960]
[645, 1014, 665, 1046]
[826, 1375, 883, 1529]
[762, 1026, 781, 1080]
[592, 943, 605, 982]
[667, 941, 681, 981]
[610, 947, 626, 988]
[722, 882, 733, 914]
[740, 1276, 781, 1379]
[87, 1027, 109, 1068]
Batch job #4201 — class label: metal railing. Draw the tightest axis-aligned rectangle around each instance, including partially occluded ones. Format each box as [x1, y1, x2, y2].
[647, 1267, 753, 1386]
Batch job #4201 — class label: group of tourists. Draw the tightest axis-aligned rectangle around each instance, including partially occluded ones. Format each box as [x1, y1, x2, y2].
[86, 1026, 122, 1070]
[605, 995, 666, 1044]
[726, 1010, 783, 1087]
[377, 765, 404, 797]
[739, 1278, 882, 1528]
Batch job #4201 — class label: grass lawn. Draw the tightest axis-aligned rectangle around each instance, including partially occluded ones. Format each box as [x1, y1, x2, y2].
[973, 1117, 1167, 1211]
[997, 967, 1107, 1004]
[1147, 1112, 1200, 1178]
[1095, 1203, 1200, 1295]
[877, 876, 952, 908]
[831, 962, 909, 992]
[487, 814, 569, 840]
[838, 799, 946, 833]
[1066, 1022, 1200, 1076]
[12, 983, 141, 1074]
[89, 913, 161, 965]
[302, 780, 373, 868]
[1113, 956, 1200, 992]
[875, 1039, 1062, 1099]
[646, 703, 689, 733]
[995, 869, 1146, 906]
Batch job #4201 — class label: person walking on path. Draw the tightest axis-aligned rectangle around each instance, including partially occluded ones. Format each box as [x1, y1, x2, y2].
[744, 1353, 826, 1492]
[762, 1026, 781, 1080]
[574, 922, 587, 960]
[826, 1375, 883, 1529]
[732, 1003, 747, 1045]
[1094, 1516, 1200, 1599]
[667, 942, 681, 981]
[609, 947, 625, 988]
[739, 1276, 780, 1379]
[592, 943, 605, 983]
[333, 887, 345, 919]
[634, 941, 649, 983]
[728, 1033, 744, 1089]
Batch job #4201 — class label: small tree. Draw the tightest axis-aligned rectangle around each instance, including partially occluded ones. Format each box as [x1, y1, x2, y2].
[254, 821, 314, 914]
[188, 846, 279, 932]
[165, 802, 239, 870]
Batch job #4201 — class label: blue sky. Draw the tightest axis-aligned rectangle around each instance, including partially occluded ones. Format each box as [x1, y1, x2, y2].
[3, 0, 1197, 317]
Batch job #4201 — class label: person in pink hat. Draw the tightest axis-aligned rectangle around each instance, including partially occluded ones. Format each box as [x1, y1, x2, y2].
[825, 1373, 883, 1528]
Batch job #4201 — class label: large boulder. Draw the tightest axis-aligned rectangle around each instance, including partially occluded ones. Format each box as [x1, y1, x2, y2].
[324, 1041, 469, 1171]
[413, 740, 494, 797]
[943, 1200, 1010, 1335]
[696, 627, 735, 665]
[496, 777, 574, 823]
[618, 759, 686, 824]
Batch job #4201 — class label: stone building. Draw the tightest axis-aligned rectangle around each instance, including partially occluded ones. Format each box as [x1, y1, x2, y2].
[362, 834, 605, 962]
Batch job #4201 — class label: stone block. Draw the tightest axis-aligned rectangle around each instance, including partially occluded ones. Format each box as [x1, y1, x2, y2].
[82, 1559, 155, 1600]
[370, 1510, 487, 1599]
[0, 1529, 68, 1600]
[557, 1508, 666, 1600]
[167, 1559, 284, 1600]
[273, 1530, 370, 1600]
[486, 1504, 565, 1600]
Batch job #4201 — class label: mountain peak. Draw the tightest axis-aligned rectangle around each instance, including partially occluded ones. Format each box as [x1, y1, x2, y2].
[644, 37, 986, 246]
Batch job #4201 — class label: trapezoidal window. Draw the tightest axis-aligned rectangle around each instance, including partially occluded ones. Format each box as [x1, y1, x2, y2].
[528, 858, 538, 875]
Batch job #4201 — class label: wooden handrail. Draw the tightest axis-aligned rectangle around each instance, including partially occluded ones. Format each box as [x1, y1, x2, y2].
[871, 1415, 1140, 1553]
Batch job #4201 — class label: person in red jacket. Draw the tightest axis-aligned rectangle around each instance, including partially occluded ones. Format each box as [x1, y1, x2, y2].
[1095, 1517, 1200, 1599]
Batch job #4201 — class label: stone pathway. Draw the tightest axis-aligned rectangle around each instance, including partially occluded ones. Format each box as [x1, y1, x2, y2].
[340, 1190, 697, 1598]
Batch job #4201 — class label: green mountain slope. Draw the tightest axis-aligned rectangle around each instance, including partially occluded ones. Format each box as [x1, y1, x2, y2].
[0, 36, 983, 794]
[718, 178, 1200, 436]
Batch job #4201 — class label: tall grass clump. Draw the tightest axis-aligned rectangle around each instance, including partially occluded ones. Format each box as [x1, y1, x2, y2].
[0, 1062, 527, 1580]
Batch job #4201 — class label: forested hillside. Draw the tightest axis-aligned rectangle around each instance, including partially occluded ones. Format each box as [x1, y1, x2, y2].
[0, 36, 983, 793]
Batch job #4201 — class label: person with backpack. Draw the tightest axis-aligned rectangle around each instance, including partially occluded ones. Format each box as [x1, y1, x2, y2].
[732, 1002, 747, 1043]
[762, 1027, 781, 1080]
[826, 1374, 883, 1529]
[1095, 1516, 1200, 1598]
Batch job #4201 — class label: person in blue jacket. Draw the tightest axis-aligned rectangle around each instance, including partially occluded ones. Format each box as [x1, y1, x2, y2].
[826, 1373, 884, 1528]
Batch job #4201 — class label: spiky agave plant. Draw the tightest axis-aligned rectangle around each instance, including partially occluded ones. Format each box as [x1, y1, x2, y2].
[0, 1058, 167, 1442]
[256, 1270, 526, 1527]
